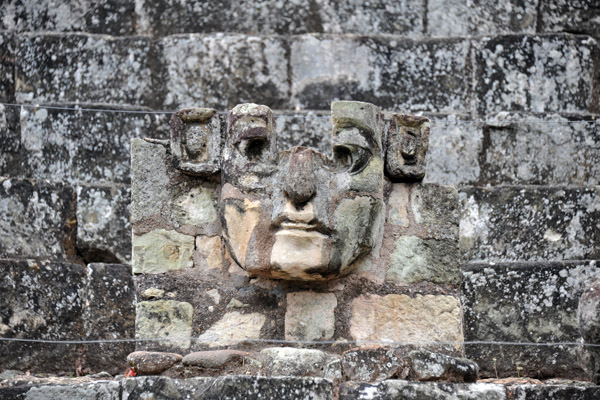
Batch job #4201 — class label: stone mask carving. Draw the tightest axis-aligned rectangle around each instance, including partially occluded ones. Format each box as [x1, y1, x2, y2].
[170, 101, 429, 281]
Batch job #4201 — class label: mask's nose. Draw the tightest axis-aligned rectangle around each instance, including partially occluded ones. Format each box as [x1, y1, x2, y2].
[284, 147, 317, 207]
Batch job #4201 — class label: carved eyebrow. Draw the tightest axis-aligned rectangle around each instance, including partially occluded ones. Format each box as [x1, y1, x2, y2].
[333, 125, 379, 151]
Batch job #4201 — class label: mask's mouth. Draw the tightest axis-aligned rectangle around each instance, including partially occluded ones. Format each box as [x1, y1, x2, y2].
[274, 215, 332, 236]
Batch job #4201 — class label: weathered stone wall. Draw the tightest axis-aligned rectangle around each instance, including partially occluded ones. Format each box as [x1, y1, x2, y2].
[0, 0, 598, 378]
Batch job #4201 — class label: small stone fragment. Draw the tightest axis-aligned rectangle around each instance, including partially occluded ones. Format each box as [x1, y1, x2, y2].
[408, 349, 479, 382]
[127, 351, 183, 375]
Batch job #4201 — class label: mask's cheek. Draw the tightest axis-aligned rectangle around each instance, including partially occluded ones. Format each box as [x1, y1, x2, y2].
[330, 196, 383, 276]
[222, 198, 260, 270]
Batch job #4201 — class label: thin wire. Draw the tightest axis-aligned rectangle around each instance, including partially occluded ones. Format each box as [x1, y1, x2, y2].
[1, 337, 599, 348]
[0, 102, 598, 124]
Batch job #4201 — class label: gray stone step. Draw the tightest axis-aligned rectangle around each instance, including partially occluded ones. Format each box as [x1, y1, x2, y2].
[462, 260, 599, 378]
[460, 186, 600, 263]
[1, 0, 597, 39]
[6, 32, 597, 114]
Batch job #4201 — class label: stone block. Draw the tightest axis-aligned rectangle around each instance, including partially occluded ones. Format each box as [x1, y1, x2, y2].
[160, 34, 289, 109]
[475, 34, 599, 114]
[291, 36, 471, 112]
[341, 347, 407, 382]
[410, 183, 459, 237]
[83, 263, 135, 375]
[349, 294, 463, 348]
[135, 300, 194, 350]
[169, 184, 219, 233]
[462, 260, 599, 378]
[260, 347, 342, 382]
[193, 236, 224, 271]
[197, 311, 266, 347]
[0, 178, 77, 262]
[428, 0, 537, 36]
[460, 186, 600, 262]
[130, 138, 170, 225]
[274, 111, 331, 155]
[22, 381, 120, 400]
[424, 116, 482, 187]
[76, 185, 130, 264]
[388, 236, 460, 285]
[122, 376, 334, 400]
[14, 107, 169, 185]
[340, 380, 507, 400]
[15, 33, 154, 106]
[510, 384, 600, 399]
[182, 350, 250, 369]
[0, 259, 86, 373]
[285, 292, 337, 341]
[479, 114, 600, 185]
[7, 0, 135, 34]
[127, 351, 183, 375]
[408, 350, 478, 382]
[539, 0, 600, 39]
[132, 229, 195, 274]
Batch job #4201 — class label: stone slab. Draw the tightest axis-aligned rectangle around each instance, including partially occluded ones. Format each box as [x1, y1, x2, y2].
[510, 384, 600, 399]
[77, 184, 130, 264]
[291, 36, 471, 112]
[0, 259, 86, 373]
[83, 263, 135, 375]
[475, 34, 599, 114]
[260, 347, 342, 382]
[0, 32, 15, 102]
[462, 260, 599, 378]
[121, 376, 334, 399]
[9, 106, 169, 185]
[135, 300, 194, 351]
[460, 186, 600, 262]
[539, 0, 600, 39]
[15, 33, 155, 106]
[285, 292, 337, 341]
[132, 229, 195, 274]
[479, 113, 600, 186]
[160, 34, 289, 110]
[0, 178, 78, 262]
[427, 0, 537, 37]
[340, 380, 507, 399]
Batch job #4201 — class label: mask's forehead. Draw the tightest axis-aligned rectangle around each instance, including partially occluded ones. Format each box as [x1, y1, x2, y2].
[228, 103, 274, 144]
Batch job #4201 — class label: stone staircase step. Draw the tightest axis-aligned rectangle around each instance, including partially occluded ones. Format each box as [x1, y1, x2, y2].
[461, 260, 599, 378]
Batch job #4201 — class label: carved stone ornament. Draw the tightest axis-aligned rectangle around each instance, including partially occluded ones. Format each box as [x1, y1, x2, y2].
[170, 101, 430, 281]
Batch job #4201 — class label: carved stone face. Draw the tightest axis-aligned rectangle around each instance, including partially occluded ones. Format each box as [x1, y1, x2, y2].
[384, 114, 430, 181]
[220, 101, 384, 281]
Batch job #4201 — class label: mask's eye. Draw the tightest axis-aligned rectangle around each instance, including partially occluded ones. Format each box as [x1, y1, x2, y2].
[332, 145, 371, 173]
[238, 138, 268, 162]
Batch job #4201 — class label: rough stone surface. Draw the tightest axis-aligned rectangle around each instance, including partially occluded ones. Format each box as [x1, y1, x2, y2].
[0, 178, 77, 262]
[132, 229, 195, 274]
[340, 380, 507, 399]
[83, 263, 135, 375]
[460, 186, 600, 262]
[291, 36, 471, 112]
[511, 384, 600, 399]
[77, 185, 130, 264]
[428, 0, 537, 36]
[408, 350, 479, 382]
[197, 312, 266, 347]
[135, 300, 194, 350]
[0, 259, 86, 373]
[121, 376, 334, 400]
[0, 33, 15, 102]
[16, 34, 154, 106]
[539, 0, 600, 39]
[22, 381, 121, 400]
[388, 236, 460, 285]
[260, 347, 342, 382]
[274, 111, 331, 155]
[478, 113, 600, 186]
[349, 294, 463, 347]
[160, 34, 289, 109]
[182, 350, 250, 369]
[193, 236, 224, 272]
[127, 351, 183, 375]
[462, 260, 599, 378]
[2, 0, 135, 34]
[475, 34, 599, 114]
[285, 292, 337, 341]
[341, 347, 407, 382]
[12, 107, 169, 185]
[578, 277, 600, 383]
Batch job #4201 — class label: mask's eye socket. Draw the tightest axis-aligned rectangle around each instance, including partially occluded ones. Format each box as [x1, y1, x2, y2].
[332, 145, 371, 173]
[238, 137, 268, 162]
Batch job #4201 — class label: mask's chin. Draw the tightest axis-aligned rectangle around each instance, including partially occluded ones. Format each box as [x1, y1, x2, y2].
[267, 229, 332, 280]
